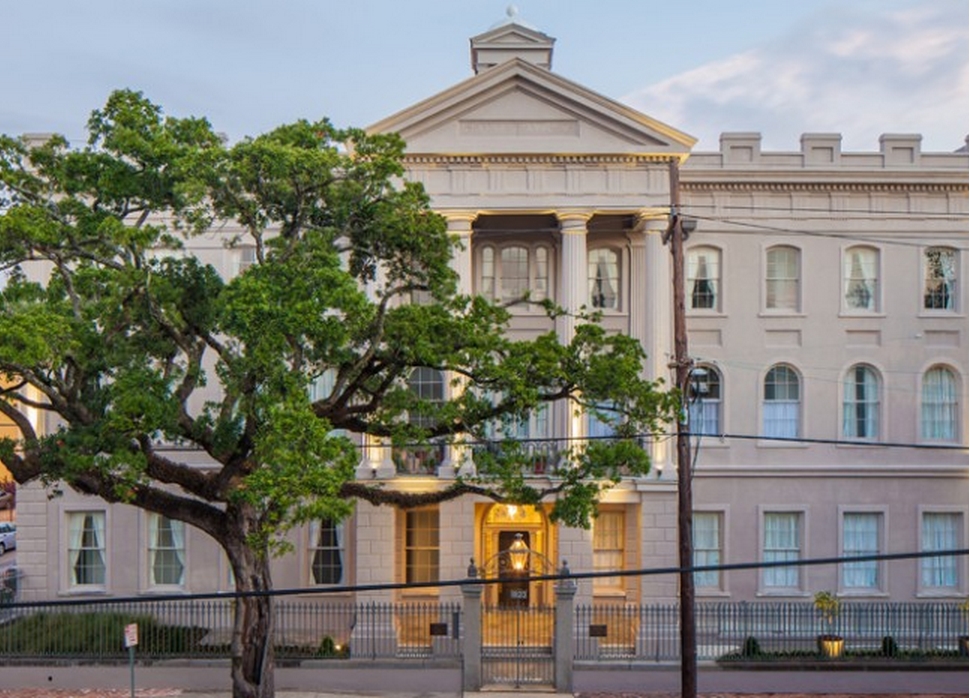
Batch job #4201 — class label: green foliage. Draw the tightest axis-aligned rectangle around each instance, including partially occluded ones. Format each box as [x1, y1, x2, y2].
[0, 89, 675, 576]
[813, 590, 841, 631]
[880, 635, 898, 657]
[0, 612, 206, 656]
[741, 635, 762, 657]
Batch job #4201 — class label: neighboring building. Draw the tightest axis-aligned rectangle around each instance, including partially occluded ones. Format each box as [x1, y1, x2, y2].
[13, 14, 968, 613]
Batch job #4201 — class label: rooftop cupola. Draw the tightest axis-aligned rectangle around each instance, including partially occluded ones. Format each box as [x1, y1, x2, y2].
[470, 5, 555, 75]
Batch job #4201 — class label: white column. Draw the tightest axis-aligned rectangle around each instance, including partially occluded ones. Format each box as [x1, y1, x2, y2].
[445, 212, 476, 297]
[442, 213, 477, 477]
[557, 212, 590, 446]
[639, 212, 674, 480]
[556, 212, 590, 345]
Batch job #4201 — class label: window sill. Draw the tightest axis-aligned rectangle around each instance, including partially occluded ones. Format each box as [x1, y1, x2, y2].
[61, 587, 109, 597]
[141, 587, 188, 595]
[917, 310, 963, 319]
[838, 311, 886, 319]
[696, 588, 730, 598]
[756, 590, 809, 599]
[916, 590, 965, 599]
[687, 310, 726, 318]
[757, 439, 809, 449]
[837, 589, 889, 598]
[758, 311, 805, 318]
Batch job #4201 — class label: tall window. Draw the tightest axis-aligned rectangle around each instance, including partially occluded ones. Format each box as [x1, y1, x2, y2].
[588, 248, 620, 310]
[843, 246, 878, 311]
[922, 366, 958, 442]
[841, 512, 881, 590]
[688, 366, 721, 436]
[693, 512, 722, 589]
[687, 246, 721, 311]
[921, 512, 960, 590]
[395, 368, 445, 474]
[842, 364, 880, 440]
[479, 244, 551, 304]
[923, 247, 957, 311]
[148, 514, 185, 587]
[763, 364, 800, 439]
[68, 512, 106, 587]
[763, 512, 801, 590]
[405, 508, 439, 584]
[310, 518, 343, 585]
[593, 509, 624, 591]
[765, 246, 800, 311]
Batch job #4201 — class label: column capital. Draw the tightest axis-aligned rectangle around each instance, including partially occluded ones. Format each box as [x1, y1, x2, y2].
[557, 210, 592, 233]
[633, 208, 670, 234]
[441, 211, 478, 233]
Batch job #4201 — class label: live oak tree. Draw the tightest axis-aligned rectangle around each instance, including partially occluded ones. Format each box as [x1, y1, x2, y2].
[0, 91, 675, 698]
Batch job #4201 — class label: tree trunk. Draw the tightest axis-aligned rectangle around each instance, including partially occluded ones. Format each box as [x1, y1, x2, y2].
[225, 520, 275, 698]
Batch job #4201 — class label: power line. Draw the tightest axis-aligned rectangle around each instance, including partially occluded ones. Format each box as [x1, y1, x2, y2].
[6, 548, 966, 606]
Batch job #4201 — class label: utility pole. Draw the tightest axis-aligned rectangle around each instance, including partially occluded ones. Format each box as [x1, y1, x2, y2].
[664, 157, 697, 698]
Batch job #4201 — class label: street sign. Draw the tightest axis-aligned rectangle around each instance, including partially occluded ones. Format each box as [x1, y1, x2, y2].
[124, 623, 138, 648]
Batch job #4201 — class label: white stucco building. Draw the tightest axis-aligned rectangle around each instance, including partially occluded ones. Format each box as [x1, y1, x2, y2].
[13, 14, 968, 616]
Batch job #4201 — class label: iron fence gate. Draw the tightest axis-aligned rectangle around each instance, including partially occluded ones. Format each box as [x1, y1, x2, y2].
[481, 605, 555, 688]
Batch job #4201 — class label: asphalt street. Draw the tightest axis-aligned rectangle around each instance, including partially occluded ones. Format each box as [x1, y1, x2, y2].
[0, 664, 964, 695]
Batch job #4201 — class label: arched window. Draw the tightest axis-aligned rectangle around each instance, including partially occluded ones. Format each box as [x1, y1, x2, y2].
[688, 366, 721, 436]
[687, 246, 721, 311]
[842, 364, 880, 440]
[921, 366, 958, 442]
[765, 246, 800, 311]
[763, 364, 800, 439]
[843, 246, 879, 311]
[588, 248, 620, 309]
[478, 244, 552, 305]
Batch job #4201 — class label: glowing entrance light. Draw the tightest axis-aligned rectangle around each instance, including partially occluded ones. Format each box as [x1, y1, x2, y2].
[508, 532, 529, 572]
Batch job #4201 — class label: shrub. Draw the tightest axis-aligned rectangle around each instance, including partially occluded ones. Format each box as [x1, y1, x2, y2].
[880, 635, 898, 657]
[741, 635, 761, 657]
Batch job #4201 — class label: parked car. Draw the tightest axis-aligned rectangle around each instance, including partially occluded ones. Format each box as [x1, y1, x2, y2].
[0, 522, 15, 555]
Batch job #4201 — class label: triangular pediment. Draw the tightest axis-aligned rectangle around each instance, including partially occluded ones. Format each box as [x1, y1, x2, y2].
[368, 59, 695, 157]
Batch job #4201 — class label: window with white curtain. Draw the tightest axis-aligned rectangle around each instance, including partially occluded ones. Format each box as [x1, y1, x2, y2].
[309, 518, 343, 585]
[921, 366, 958, 442]
[588, 248, 620, 310]
[841, 512, 881, 590]
[693, 512, 722, 589]
[763, 364, 800, 439]
[479, 244, 551, 305]
[842, 364, 880, 440]
[688, 367, 721, 436]
[923, 247, 957, 311]
[765, 246, 800, 311]
[68, 512, 106, 587]
[843, 246, 878, 311]
[687, 246, 721, 311]
[921, 512, 960, 590]
[763, 512, 801, 590]
[148, 514, 185, 587]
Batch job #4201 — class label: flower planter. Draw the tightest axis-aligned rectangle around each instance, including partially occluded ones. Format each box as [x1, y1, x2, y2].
[818, 636, 844, 658]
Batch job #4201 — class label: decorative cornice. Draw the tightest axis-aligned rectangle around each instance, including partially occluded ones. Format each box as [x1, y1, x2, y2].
[402, 153, 680, 166]
[682, 180, 968, 194]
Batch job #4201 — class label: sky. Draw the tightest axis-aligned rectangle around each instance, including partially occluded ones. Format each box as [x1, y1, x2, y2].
[2, 0, 967, 153]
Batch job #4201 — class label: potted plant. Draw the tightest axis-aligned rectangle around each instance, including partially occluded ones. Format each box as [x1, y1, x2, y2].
[813, 591, 843, 658]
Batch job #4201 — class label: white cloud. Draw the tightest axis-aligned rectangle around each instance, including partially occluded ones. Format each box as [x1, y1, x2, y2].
[624, 2, 968, 152]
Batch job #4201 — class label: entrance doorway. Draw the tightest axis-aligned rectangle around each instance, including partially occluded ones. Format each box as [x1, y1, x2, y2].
[478, 504, 556, 688]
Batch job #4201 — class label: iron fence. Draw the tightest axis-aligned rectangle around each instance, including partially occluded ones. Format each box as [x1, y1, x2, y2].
[574, 601, 969, 661]
[0, 597, 461, 661]
[0, 594, 964, 663]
